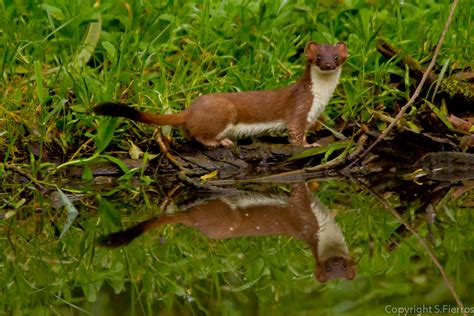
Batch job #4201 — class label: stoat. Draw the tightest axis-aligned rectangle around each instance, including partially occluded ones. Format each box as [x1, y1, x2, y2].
[94, 42, 347, 147]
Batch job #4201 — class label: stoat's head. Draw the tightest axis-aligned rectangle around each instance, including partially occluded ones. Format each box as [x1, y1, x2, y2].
[305, 42, 348, 73]
[314, 256, 356, 283]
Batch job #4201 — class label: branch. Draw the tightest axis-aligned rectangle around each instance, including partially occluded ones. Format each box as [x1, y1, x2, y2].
[4, 163, 45, 190]
[375, 38, 437, 84]
[154, 131, 189, 172]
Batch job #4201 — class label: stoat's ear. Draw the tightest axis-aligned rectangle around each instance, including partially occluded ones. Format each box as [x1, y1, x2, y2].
[305, 42, 319, 61]
[336, 41, 348, 60]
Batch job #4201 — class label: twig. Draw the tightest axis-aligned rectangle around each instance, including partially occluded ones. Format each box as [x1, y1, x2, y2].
[345, 0, 460, 170]
[153, 132, 237, 192]
[154, 131, 189, 172]
[159, 185, 181, 210]
[69, 137, 94, 161]
[3, 163, 44, 190]
[352, 176, 465, 313]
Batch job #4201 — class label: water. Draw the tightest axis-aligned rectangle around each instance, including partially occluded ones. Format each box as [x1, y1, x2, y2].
[1, 162, 474, 315]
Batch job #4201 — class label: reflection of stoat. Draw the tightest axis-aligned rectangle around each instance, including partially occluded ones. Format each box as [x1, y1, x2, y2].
[98, 183, 356, 282]
[310, 198, 355, 282]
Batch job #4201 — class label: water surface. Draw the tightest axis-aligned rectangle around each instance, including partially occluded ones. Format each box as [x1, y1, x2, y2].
[1, 174, 473, 315]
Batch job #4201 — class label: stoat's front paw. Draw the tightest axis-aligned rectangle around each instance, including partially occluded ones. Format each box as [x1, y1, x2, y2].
[303, 141, 322, 148]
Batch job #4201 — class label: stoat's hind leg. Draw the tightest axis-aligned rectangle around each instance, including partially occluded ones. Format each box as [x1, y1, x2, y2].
[186, 98, 237, 148]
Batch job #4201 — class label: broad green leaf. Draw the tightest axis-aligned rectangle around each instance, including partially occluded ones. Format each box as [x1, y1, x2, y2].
[405, 121, 421, 133]
[100, 154, 130, 173]
[289, 141, 350, 161]
[95, 118, 118, 152]
[158, 13, 175, 22]
[97, 196, 121, 228]
[102, 41, 116, 60]
[40, 4, 66, 21]
[424, 99, 453, 129]
[82, 164, 93, 180]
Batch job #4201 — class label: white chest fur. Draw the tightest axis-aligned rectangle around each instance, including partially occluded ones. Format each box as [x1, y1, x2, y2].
[310, 198, 348, 260]
[307, 67, 341, 125]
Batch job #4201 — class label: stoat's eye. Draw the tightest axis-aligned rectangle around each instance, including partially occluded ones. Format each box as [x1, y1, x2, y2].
[334, 55, 339, 61]
[342, 264, 347, 270]
[325, 266, 331, 272]
[316, 55, 322, 61]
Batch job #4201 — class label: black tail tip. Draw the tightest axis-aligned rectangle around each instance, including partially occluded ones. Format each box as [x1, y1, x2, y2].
[93, 102, 140, 120]
[93, 102, 125, 115]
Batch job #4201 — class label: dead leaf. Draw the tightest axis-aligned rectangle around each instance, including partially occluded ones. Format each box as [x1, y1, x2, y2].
[200, 170, 219, 181]
[307, 180, 320, 192]
[452, 72, 474, 82]
[129, 142, 144, 159]
[451, 181, 474, 199]
[448, 114, 472, 132]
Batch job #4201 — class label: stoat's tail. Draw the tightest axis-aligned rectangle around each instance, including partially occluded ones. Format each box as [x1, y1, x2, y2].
[96, 214, 192, 248]
[93, 102, 186, 126]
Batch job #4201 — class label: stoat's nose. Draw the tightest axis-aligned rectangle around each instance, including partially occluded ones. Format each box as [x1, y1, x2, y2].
[320, 62, 335, 71]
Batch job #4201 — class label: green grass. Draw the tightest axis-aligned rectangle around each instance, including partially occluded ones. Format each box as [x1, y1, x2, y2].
[1, 0, 472, 165]
[1, 0, 474, 315]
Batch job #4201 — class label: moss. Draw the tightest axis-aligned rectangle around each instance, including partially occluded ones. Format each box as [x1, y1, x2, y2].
[441, 78, 474, 101]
